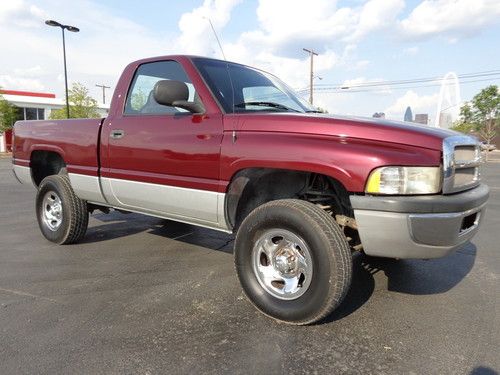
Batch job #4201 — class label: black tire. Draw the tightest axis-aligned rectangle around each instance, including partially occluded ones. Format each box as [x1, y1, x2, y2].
[234, 199, 352, 325]
[36, 175, 89, 245]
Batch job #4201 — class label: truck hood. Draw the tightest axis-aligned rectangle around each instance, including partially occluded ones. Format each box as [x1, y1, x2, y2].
[235, 112, 460, 151]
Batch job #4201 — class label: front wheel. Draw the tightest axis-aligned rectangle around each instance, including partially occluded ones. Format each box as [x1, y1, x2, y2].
[234, 199, 352, 325]
[36, 175, 89, 244]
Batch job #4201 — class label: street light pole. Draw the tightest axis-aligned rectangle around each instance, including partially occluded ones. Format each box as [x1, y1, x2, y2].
[45, 20, 80, 119]
[303, 48, 319, 105]
[61, 27, 69, 118]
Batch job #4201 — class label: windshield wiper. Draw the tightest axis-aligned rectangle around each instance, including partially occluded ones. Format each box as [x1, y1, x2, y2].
[234, 101, 301, 113]
[305, 109, 323, 113]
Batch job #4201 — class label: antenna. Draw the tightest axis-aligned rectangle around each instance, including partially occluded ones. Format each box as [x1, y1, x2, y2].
[204, 17, 226, 61]
[203, 17, 235, 116]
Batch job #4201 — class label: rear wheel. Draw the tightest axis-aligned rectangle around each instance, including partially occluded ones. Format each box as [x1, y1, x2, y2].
[36, 175, 89, 244]
[234, 199, 352, 325]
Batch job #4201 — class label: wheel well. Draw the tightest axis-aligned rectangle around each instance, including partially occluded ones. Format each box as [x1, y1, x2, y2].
[226, 168, 354, 231]
[30, 151, 66, 186]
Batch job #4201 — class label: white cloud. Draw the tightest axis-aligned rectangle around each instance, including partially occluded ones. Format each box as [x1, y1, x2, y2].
[352, 60, 370, 69]
[403, 46, 419, 56]
[400, 0, 500, 40]
[174, 0, 243, 56]
[314, 92, 354, 115]
[0, 0, 401, 101]
[3, 0, 491, 118]
[348, 0, 405, 41]
[0, 0, 47, 28]
[384, 90, 439, 121]
[0, 0, 246, 99]
[0, 75, 45, 91]
[242, 0, 404, 54]
[0, 0, 170, 97]
[336, 44, 370, 71]
[13, 65, 44, 77]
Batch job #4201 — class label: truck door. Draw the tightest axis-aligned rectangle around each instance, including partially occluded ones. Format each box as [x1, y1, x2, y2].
[100, 60, 224, 228]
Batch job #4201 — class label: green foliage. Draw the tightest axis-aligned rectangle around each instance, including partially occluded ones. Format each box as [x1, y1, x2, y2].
[0, 89, 17, 132]
[455, 85, 499, 145]
[130, 88, 147, 111]
[450, 121, 475, 134]
[50, 83, 101, 119]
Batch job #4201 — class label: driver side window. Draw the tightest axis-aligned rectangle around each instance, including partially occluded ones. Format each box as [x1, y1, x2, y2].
[124, 60, 197, 115]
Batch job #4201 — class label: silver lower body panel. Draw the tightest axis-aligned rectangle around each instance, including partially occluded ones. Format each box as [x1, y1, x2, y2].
[354, 203, 486, 259]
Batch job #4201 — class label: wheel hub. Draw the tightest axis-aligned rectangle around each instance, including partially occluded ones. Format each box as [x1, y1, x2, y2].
[274, 249, 298, 275]
[41, 191, 63, 231]
[252, 229, 313, 300]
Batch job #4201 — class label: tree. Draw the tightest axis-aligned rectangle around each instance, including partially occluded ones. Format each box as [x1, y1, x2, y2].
[452, 85, 499, 144]
[450, 120, 475, 134]
[0, 89, 17, 132]
[50, 83, 101, 119]
[130, 88, 147, 111]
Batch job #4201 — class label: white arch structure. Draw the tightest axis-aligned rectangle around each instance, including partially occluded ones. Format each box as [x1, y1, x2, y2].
[434, 72, 461, 128]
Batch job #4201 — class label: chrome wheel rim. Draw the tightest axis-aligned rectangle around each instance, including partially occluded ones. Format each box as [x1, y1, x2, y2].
[41, 191, 63, 231]
[252, 229, 313, 300]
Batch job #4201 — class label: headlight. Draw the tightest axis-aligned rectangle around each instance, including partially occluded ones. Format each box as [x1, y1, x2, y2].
[365, 166, 441, 195]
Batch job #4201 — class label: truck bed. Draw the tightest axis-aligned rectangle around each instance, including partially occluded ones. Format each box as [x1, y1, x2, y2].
[13, 118, 104, 177]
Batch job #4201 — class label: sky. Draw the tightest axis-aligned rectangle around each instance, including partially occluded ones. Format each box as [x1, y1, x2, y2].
[1, 0, 499, 123]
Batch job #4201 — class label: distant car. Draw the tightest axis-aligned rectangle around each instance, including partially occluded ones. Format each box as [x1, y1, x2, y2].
[480, 142, 497, 151]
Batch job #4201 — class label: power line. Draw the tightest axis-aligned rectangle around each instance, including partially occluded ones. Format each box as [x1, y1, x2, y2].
[316, 70, 500, 88]
[295, 69, 500, 93]
[295, 74, 500, 93]
[310, 76, 500, 94]
[312, 70, 500, 89]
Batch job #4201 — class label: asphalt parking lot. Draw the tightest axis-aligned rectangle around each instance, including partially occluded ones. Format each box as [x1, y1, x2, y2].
[0, 156, 499, 374]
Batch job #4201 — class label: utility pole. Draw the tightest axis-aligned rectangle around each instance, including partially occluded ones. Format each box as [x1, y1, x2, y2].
[303, 48, 318, 105]
[95, 84, 111, 104]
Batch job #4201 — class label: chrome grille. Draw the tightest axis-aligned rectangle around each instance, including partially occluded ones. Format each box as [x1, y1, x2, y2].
[454, 145, 476, 162]
[442, 136, 481, 194]
[454, 168, 477, 186]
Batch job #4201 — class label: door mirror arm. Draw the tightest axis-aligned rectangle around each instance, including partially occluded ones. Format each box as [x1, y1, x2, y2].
[172, 100, 205, 114]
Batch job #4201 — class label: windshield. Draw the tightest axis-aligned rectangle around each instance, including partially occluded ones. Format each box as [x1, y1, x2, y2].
[192, 57, 314, 114]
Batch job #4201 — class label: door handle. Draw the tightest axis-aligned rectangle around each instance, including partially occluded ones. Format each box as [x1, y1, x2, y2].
[110, 129, 125, 139]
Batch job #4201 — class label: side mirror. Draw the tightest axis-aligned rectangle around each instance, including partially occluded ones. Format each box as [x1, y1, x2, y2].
[153, 80, 204, 114]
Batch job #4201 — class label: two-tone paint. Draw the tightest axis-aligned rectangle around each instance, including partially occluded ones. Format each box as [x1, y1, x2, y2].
[13, 54, 455, 234]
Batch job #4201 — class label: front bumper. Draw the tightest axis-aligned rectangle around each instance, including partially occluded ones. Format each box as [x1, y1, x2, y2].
[350, 184, 489, 259]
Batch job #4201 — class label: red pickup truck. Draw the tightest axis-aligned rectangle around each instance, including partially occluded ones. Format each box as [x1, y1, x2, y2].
[12, 55, 489, 324]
